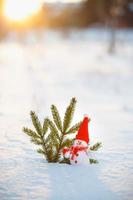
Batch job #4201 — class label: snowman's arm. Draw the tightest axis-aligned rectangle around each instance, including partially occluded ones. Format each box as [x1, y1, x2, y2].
[89, 158, 98, 164]
[90, 142, 102, 151]
[60, 157, 70, 164]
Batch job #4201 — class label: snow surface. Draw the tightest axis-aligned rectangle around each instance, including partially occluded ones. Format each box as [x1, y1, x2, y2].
[0, 29, 133, 200]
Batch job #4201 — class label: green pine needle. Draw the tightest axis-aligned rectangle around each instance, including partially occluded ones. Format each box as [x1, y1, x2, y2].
[37, 148, 46, 155]
[66, 121, 81, 134]
[30, 111, 43, 136]
[43, 118, 49, 136]
[47, 118, 60, 141]
[90, 142, 102, 151]
[61, 138, 74, 149]
[63, 97, 77, 133]
[31, 138, 43, 145]
[23, 127, 40, 138]
[51, 105, 62, 132]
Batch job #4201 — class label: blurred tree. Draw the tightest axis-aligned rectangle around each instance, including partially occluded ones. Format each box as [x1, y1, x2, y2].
[37, 1, 133, 30]
[0, 0, 3, 26]
[107, 0, 126, 53]
[0, 0, 7, 39]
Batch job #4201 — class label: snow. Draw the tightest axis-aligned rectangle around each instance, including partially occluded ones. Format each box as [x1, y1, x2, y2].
[0, 29, 133, 200]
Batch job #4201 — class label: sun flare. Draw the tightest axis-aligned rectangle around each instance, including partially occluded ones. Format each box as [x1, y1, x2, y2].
[4, 0, 42, 22]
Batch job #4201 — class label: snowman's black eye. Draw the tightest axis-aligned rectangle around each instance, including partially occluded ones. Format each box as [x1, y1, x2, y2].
[76, 153, 79, 157]
[75, 160, 78, 163]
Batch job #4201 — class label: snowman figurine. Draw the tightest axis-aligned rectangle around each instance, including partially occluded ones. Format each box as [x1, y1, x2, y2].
[63, 115, 90, 165]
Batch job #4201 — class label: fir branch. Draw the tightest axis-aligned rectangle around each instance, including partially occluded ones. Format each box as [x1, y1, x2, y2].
[37, 148, 46, 155]
[63, 97, 77, 133]
[44, 134, 51, 145]
[46, 140, 57, 162]
[41, 140, 50, 162]
[23, 127, 40, 138]
[66, 121, 81, 134]
[47, 118, 60, 141]
[30, 138, 43, 145]
[61, 138, 74, 149]
[54, 134, 64, 162]
[89, 158, 98, 164]
[30, 111, 43, 136]
[51, 105, 62, 132]
[54, 141, 60, 152]
[43, 118, 49, 136]
[53, 98, 77, 162]
[90, 142, 102, 151]
[50, 131, 59, 147]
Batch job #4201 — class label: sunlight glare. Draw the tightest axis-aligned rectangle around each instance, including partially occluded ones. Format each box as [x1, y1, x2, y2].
[4, 0, 42, 22]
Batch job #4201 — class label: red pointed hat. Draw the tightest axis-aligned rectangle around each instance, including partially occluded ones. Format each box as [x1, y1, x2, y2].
[76, 115, 90, 144]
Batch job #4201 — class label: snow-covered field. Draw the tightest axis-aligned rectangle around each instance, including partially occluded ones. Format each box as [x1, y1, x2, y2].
[0, 29, 133, 200]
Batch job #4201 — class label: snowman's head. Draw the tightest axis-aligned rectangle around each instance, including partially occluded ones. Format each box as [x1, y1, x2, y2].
[73, 139, 87, 147]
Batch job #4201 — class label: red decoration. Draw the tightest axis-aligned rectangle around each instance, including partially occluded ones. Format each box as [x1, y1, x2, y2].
[63, 146, 88, 160]
[62, 115, 90, 164]
[76, 115, 90, 144]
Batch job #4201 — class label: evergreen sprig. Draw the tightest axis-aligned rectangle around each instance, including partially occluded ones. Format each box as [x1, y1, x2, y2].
[42, 118, 49, 136]
[23, 127, 39, 138]
[66, 122, 81, 134]
[48, 98, 80, 162]
[61, 138, 74, 149]
[22, 98, 80, 163]
[22, 98, 102, 164]
[30, 111, 43, 136]
[51, 105, 62, 132]
[23, 112, 54, 162]
[46, 118, 60, 141]
[63, 97, 77, 133]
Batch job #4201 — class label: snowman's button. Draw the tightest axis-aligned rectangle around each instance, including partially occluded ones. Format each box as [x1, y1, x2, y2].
[75, 160, 78, 164]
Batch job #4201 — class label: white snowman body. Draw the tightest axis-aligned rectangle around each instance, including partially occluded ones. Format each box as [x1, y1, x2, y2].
[70, 139, 89, 165]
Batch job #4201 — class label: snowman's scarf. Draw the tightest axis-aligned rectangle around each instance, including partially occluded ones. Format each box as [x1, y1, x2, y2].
[63, 146, 88, 160]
